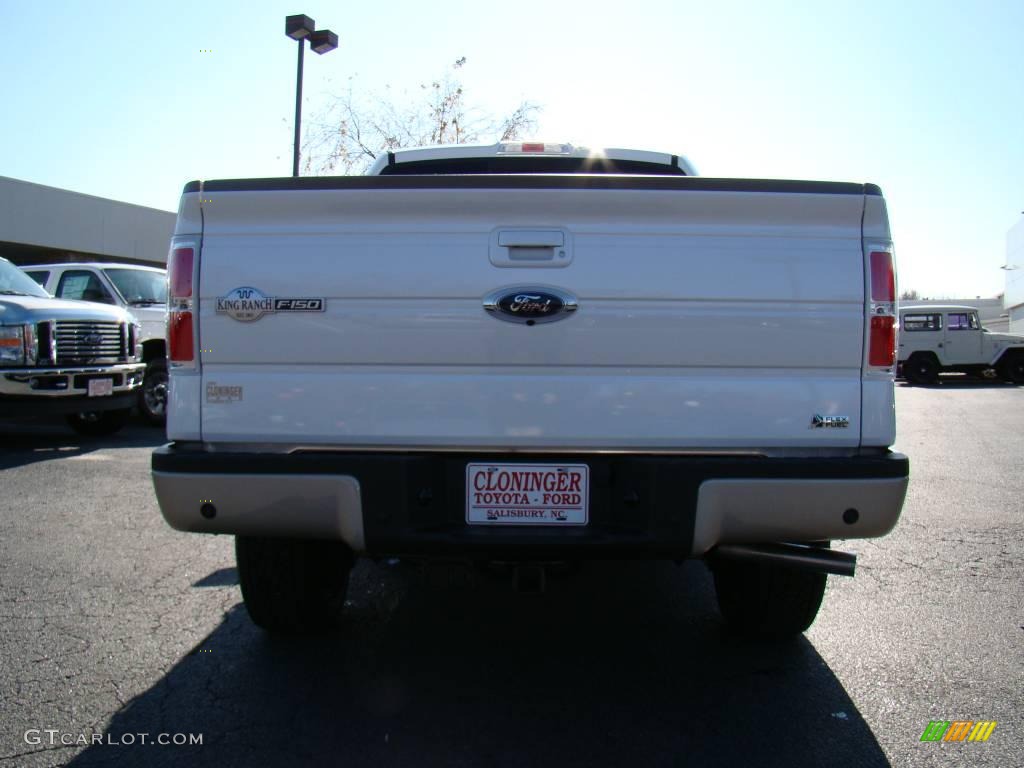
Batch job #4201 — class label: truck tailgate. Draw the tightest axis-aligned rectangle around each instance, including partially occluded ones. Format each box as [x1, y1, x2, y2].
[190, 180, 868, 449]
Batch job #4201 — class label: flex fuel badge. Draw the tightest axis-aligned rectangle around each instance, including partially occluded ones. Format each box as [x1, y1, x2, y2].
[215, 287, 324, 322]
[812, 414, 850, 429]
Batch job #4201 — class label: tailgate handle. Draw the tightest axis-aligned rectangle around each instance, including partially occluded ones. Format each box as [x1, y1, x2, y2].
[491, 229, 572, 268]
[498, 231, 564, 248]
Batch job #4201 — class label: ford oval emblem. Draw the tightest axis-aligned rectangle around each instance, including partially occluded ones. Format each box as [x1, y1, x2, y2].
[483, 287, 578, 324]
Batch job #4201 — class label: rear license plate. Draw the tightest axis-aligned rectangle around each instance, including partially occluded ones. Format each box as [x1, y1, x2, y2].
[466, 463, 589, 525]
[87, 378, 113, 397]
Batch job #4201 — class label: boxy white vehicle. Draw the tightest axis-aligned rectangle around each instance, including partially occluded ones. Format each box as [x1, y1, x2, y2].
[151, 143, 910, 640]
[23, 263, 168, 424]
[898, 304, 1024, 384]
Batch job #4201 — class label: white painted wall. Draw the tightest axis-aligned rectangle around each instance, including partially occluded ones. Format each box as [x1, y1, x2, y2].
[1007, 216, 1024, 334]
[0, 176, 175, 264]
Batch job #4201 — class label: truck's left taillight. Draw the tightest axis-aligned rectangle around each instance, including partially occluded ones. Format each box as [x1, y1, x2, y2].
[168, 239, 197, 368]
[866, 247, 897, 368]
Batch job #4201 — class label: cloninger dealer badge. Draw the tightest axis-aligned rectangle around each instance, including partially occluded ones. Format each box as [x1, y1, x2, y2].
[215, 287, 325, 322]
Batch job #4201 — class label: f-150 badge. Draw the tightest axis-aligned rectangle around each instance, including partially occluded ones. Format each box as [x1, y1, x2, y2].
[483, 287, 578, 324]
[215, 287, 324, 322]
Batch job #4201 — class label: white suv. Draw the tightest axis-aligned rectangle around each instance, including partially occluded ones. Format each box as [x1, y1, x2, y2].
[23, 263, 168, 424]
[898, 304, 1024, 384]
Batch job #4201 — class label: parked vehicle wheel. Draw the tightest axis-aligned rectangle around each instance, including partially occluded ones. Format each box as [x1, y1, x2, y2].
[711, 556, 827, 639]
[997, 354, 1024, 384]
[904, 354, 939, 385]
[139, 358, 168, 426]
[236, 536, 354, 633]
[65, 408, 132, 437]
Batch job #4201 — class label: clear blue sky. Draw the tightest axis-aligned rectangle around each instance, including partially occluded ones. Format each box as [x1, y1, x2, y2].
[2, 0, 1022, 298]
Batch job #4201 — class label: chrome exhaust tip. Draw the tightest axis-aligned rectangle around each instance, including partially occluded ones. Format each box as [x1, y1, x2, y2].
[712, 543, 856, 577]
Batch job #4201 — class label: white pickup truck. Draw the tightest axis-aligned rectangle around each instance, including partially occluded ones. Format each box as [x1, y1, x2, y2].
[23, 262, 169, 424]
[151, 143, 910, 639]
[1, 256, 144, 435]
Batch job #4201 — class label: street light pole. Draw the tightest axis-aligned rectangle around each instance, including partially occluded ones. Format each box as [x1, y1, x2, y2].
[293, 36, 304, 177]
[285, 14, 338, 178]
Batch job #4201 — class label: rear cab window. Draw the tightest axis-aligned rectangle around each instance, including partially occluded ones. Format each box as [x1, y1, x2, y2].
[56, 270, 115, 304]
[379, 157, 688, 175]
[24, 270, 50, 288]
[902, 313, 942, 331]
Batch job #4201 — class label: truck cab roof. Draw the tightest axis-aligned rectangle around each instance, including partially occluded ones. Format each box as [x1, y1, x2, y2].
[26, 262, 166, 273]
[366, 142, 698, 177]
[900, 304, 979, 313]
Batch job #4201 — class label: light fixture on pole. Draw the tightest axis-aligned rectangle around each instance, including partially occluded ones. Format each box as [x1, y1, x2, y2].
[285, 14, 338, 177]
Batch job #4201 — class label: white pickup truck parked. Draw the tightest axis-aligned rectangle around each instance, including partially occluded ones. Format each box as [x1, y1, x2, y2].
[23, 262, 168, 424]
[1, 256, 144, 435]
[898, 304, 1024, 384]
[151, 143, 910, 639]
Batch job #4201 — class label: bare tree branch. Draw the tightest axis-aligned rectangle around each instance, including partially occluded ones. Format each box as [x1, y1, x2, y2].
[301, 58, 541, 175]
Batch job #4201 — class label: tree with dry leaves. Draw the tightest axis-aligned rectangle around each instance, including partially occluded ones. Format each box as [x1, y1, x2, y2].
[301, 58, 540, 175]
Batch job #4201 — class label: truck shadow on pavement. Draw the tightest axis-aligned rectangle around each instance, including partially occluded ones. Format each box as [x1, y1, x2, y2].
[0, 418, 164, 470]
[67, 560, 891, 768]
[192, 567, 239, 588]
[897, 377, 1020, 389]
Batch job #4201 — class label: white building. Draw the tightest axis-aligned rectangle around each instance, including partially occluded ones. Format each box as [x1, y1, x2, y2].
[1007, 215, 1024, 335]
[0, 176, 175, 268]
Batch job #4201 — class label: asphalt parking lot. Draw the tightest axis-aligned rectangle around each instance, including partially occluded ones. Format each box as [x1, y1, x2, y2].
[1, 380, 1021, 768]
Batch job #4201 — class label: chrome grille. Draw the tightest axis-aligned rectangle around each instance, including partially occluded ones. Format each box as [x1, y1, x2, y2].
[54, 321, 126, 365]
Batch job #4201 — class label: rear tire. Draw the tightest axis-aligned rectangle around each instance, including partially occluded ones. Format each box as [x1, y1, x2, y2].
[65, 408, 132, 436]
[904, 354, 939, 385]
[236, 537, 354, 633]
[139, 358, 168, 426]
[712, 556, 827, 640]
[997, 353, 1024, 384]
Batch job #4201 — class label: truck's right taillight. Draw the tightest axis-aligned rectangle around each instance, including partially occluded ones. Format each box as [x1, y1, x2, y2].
[867, 248, 897, 368]
[869, 315, 896, 366]
[167, 241, 197, 367]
